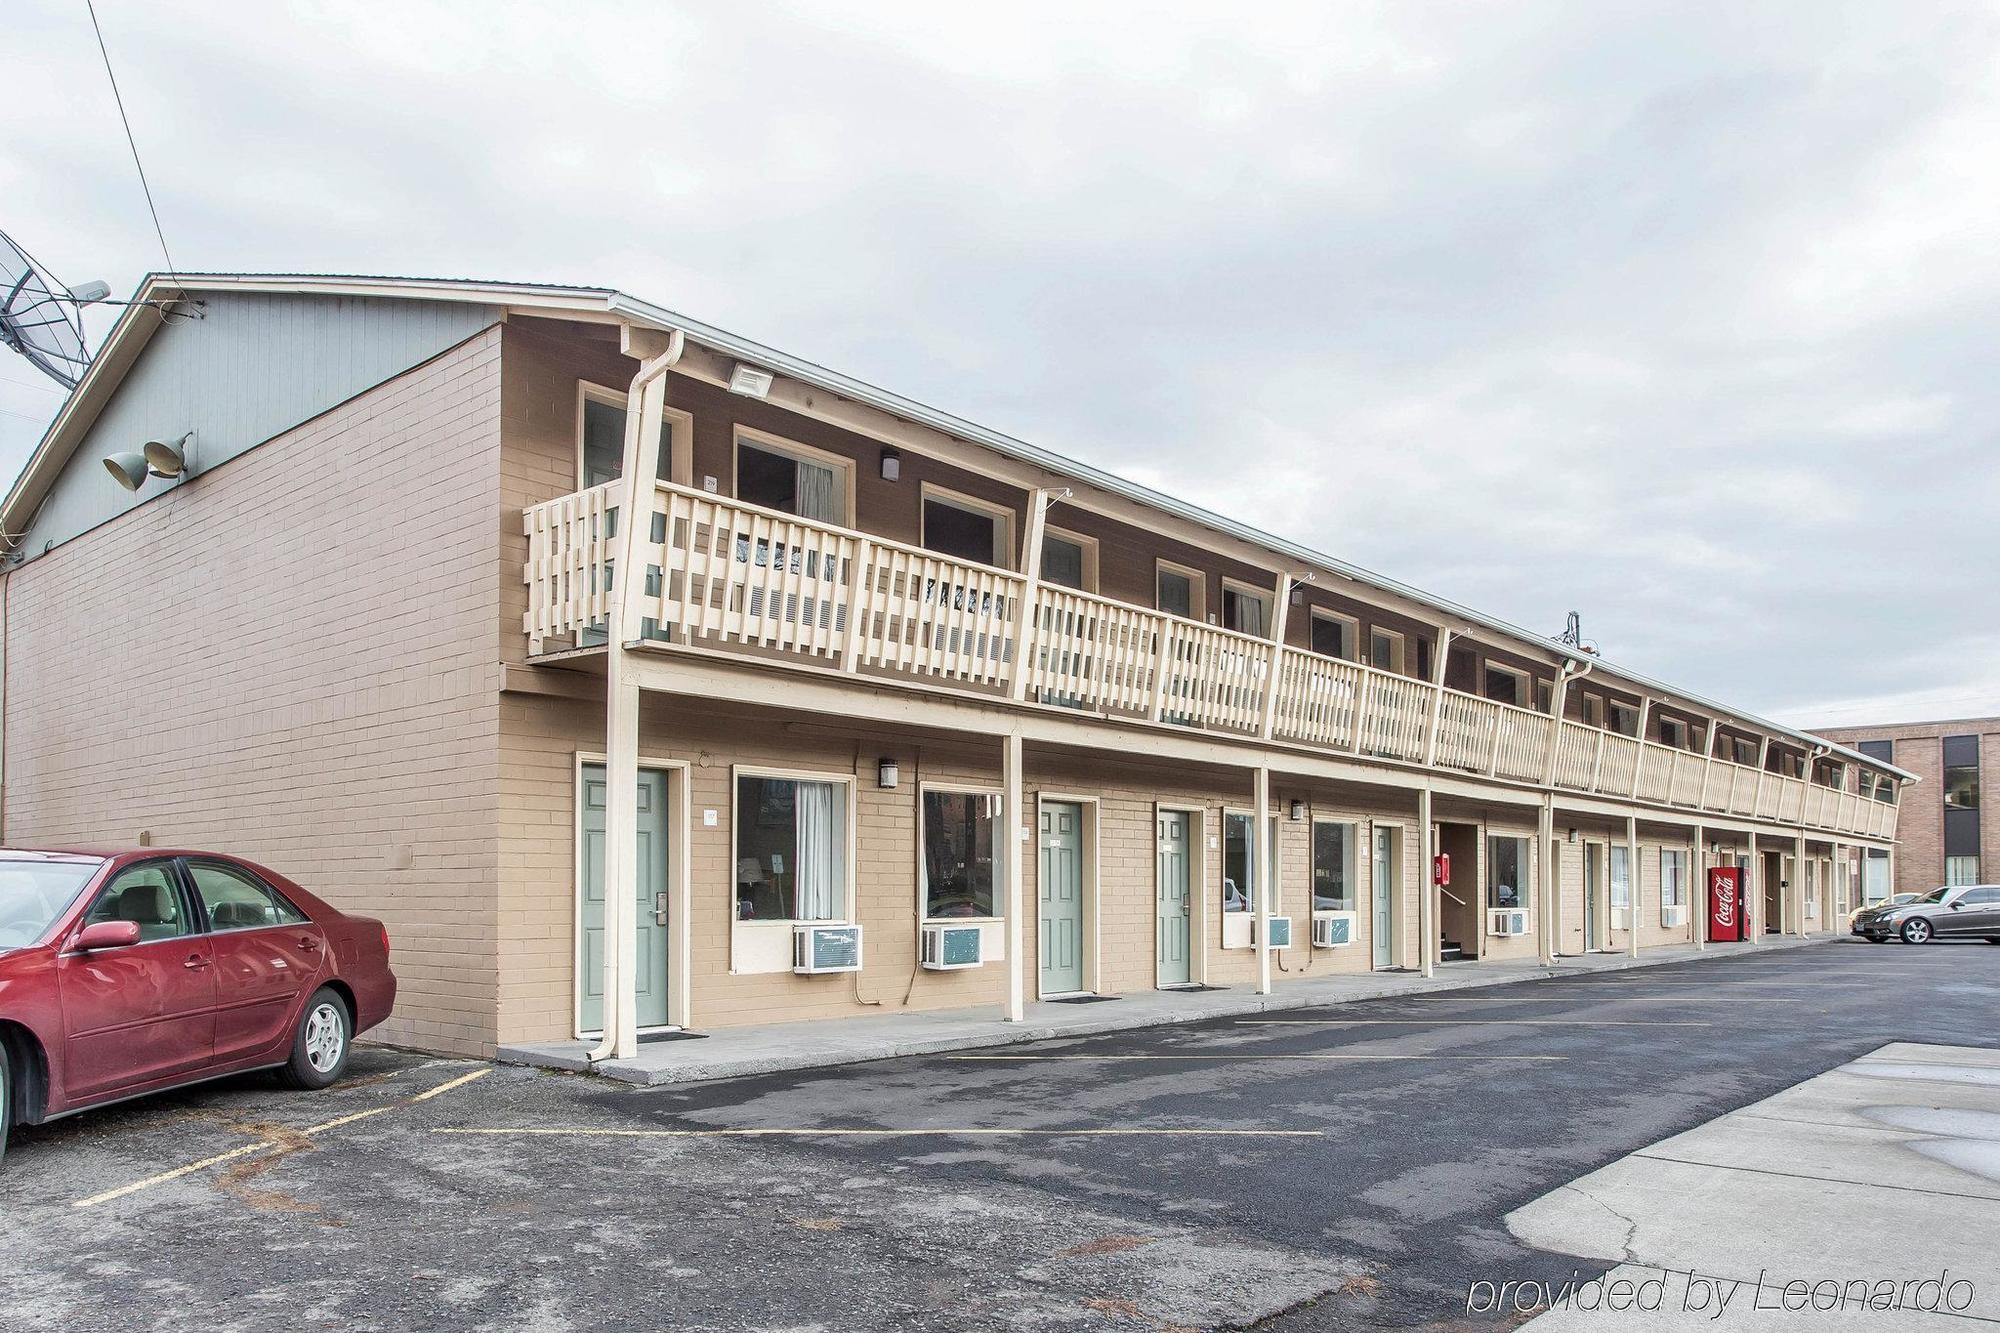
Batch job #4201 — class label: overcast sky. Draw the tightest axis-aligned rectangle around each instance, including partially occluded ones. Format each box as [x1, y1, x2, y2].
[3, 2, 1995, 728]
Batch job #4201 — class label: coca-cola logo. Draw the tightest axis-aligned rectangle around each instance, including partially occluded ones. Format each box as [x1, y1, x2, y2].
[1714, 889, 1736, 928]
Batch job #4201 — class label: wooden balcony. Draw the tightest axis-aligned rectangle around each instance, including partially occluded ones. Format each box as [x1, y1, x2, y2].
[524, 481, 1900, 843]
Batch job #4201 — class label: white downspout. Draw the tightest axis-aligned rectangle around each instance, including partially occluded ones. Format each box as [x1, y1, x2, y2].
[588, 323, 685, 1066]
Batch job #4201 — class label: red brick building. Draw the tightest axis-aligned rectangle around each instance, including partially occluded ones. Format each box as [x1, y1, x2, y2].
[1815, 717, 1997, 899]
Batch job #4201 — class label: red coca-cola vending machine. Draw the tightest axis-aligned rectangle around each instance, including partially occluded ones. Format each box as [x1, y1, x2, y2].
[1708, 867, 1744, 942]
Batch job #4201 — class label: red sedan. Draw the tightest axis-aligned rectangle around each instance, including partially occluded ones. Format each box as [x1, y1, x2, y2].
[0, 848, 396, 1161]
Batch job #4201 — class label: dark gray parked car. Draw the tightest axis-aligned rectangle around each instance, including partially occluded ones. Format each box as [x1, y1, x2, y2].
[1851, 884, 2000, 944]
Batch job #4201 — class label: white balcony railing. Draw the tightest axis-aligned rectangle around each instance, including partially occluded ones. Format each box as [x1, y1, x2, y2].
[524, 481, 1901, 843]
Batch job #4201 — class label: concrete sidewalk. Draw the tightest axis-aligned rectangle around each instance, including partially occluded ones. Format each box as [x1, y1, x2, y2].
[497, 934, 1834, 1087]
[1504, 1041, 2000, 1328]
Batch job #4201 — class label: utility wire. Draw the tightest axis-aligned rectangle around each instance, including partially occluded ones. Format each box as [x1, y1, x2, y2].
[85, 0, 181, 288]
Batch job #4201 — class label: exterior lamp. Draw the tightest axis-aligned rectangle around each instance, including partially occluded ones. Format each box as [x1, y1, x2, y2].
[880, 448, 901, 481]
[1289, 799, 1305, 821]
[877, 759, 899, 789]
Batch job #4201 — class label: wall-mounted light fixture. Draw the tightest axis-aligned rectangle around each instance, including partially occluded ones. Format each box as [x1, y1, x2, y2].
[877, 758, 899, 789]
[1289, 799, 1306, 821]
[728, 363, 774, 399]
[880, 447, 901, 482]
[103, 431, 196, 493]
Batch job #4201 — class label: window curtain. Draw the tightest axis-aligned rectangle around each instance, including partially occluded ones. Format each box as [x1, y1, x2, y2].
[795, 781, 844, 920]
[797, 460, 840, 524]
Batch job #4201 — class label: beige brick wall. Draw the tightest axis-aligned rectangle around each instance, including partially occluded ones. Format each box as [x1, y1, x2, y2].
[2, 329, 506, 1056]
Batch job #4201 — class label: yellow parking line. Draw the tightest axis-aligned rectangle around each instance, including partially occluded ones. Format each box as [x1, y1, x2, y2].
[945, 1053, 1567, 1061]
[435, 1126, 1327, 1138]
[1237, 1018, 1713, 1027]
[73, 1066, 491, 1209]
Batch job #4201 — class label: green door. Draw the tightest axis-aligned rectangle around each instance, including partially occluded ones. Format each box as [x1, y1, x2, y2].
[1584, 845, 1602, 951]
[1156, 810, 1193, 987]
[581, 764, 671, 1033]
[1372, 826, 1396, 969]
[1039, 801, 1085, 995]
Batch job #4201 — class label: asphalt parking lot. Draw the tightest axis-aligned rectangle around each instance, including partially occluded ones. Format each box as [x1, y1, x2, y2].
[3, 938, 1995, 1332]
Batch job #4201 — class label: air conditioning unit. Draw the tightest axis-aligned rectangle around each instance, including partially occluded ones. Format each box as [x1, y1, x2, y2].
[1487, 908, 1530, 938]
[1313, 912, 1357, 949]
[1662, 904, 1688, 928]
[1255, 915, 1293, 948]
[920, 923, 985, 970]
[792, 923, 863, 975]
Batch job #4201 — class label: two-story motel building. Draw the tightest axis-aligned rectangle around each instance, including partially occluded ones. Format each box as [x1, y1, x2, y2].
[0, 275, 1910, 1057]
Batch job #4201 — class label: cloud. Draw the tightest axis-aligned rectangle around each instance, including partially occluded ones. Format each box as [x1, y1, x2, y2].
[2, 0, 1995, 725]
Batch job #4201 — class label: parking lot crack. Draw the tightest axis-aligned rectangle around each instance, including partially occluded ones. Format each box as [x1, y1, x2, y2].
[1556, 1181, 1641, 1265]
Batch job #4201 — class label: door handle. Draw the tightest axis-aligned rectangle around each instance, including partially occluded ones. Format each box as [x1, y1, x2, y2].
[654, 892, 669, 926]
[184, 955, 212, 971]
[296, 936, 321, 951]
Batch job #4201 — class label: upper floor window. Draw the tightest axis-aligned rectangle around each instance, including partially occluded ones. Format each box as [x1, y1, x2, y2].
[1945, 764, 1979, 810]
[1658, 717, 1689, 750]
[1157, 561, 1203, 621]
[736, 428, 850, 525]
[1310, 611, 1356, 662]
[1731, 736, 1757, 766]
[1608, 702, 1640, 737]
[578, 383, 686, 488]
[1370, 628, 1406, 674]
[1040, 528, 1097, 591]
[1483, 663, 1528, 707]
[1221, 580, 1272, 637]
[1582, 693, 1606, 729]
[920, 485, 1012, 566]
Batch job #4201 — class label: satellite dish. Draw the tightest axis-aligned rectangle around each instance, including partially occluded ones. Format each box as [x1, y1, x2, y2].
[0, 229, 97, 390]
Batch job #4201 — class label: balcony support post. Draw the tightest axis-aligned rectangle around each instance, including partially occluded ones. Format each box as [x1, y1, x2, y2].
[1626, 814, 1641, 959]
[1422, 629, 1456, 769]
[1537, 793, 1556, 965]
[1007, 490, 1059, 703]
[1692, 823, 1706, 950]
[1696, 720, 1720, 811]
[1259, 578, 1295, 740]
[592, 324, 684, 1066]
[1629, 698, 1653, 798]
[1794, 831, 1808, 937]
[1746, 831, 1761, 939]
[1752, 738, 1771, 819]
[1253, 764, 1273, 995]
[1003, 731, 1026, 1022]
[1542, 659, 1587, 788]
[1418, 785, 1436, 979]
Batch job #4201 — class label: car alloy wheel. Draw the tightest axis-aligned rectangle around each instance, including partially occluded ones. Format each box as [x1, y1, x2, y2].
[303, 1001, 347, 1074]
[1900, 918, 1933, 945]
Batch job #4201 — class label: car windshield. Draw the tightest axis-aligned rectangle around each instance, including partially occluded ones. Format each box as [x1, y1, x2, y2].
[1911, 887, 1951, 905]
[0, 859, 100, 950]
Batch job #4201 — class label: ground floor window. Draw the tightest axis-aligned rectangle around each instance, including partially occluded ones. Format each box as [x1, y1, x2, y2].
[735, 774, 848, 922]
[922, 789, 998, 919]
[1223, 812, 1279, 913]
[1946, 855, 1980, 886]
[1610, 846, 1632, 919]
[1660, 848, 1687, 914]
[1862, 849, 1890, 903]
[1312, 821, 1356, 912]
[1487, 836, 1528, 910]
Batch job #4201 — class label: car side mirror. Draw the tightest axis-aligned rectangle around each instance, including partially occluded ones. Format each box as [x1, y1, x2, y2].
[74, 920, 141, 951]
[1949, 901, 1964, 911]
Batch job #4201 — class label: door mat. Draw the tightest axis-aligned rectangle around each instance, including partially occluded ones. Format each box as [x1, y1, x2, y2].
[1047, 995, 1120, 1005]
[638, 1030, 710, 1044]
[1162, 984, 1228, 993]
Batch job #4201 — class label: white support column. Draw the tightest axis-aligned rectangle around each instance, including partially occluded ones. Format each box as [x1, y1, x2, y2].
[1629, 698, 1654, 798]
[1422, 629, 1455, 768]
[1253, 765, 1273, 996]
[1007, 491, 1057, 703]
[1793, 832, 1808, 937]
[1693, 824, 1707, 951]
[591, 324, 683, 1066]
[1418, 785, 1436, 979]
[1747, 830, 1761, 939]
[1626, 814, 1641, 958]
[1003, 731, 1026, 1022]
[1537, 794, 1556, 965]
[1259, 578, 1295, 740]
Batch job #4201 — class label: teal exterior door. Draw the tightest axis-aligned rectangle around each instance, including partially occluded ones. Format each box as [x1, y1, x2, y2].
[1372, 826, 1396, 969]
[1584, 845, 1602, 951]
[580, 764, 671, 1033]
[1156, 809, 1193, 987]
[1039, 801, 1086, 995]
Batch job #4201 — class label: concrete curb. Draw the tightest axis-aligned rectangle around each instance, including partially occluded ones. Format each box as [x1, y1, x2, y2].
[498, 935, 1839, 1087]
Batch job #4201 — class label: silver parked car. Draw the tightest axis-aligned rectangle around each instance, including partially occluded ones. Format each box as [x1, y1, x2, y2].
[1851, 885, 2000, 944]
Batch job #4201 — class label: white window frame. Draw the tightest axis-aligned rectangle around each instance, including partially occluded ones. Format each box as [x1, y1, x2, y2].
[1945, 855, 1981, 887]
[1311, 817, 1358, 914]
[729, 764, 859, 929]
[1039, 525, 1100, 592]
[1660, 847, 1687, 911]
[1582, 692, 1606, 729]
[1309, 609, 1359, 662]
[733, 425, 857, 526]
[1221, 808, 1281, 915]
[577, 380, 693, 489]
[919, 482, 1015, 567]
[1658, 716, 1689, 750]
[1483, 661, 1530, 708]
[1370, 627, 1407, 674]
[1486, 834, 1531, 911]
[1610, 844, 1633, 926]
[916, 781, 1004, 926]
[1155, 558, 1207, 622]
[1220, 577, 1275, 637]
